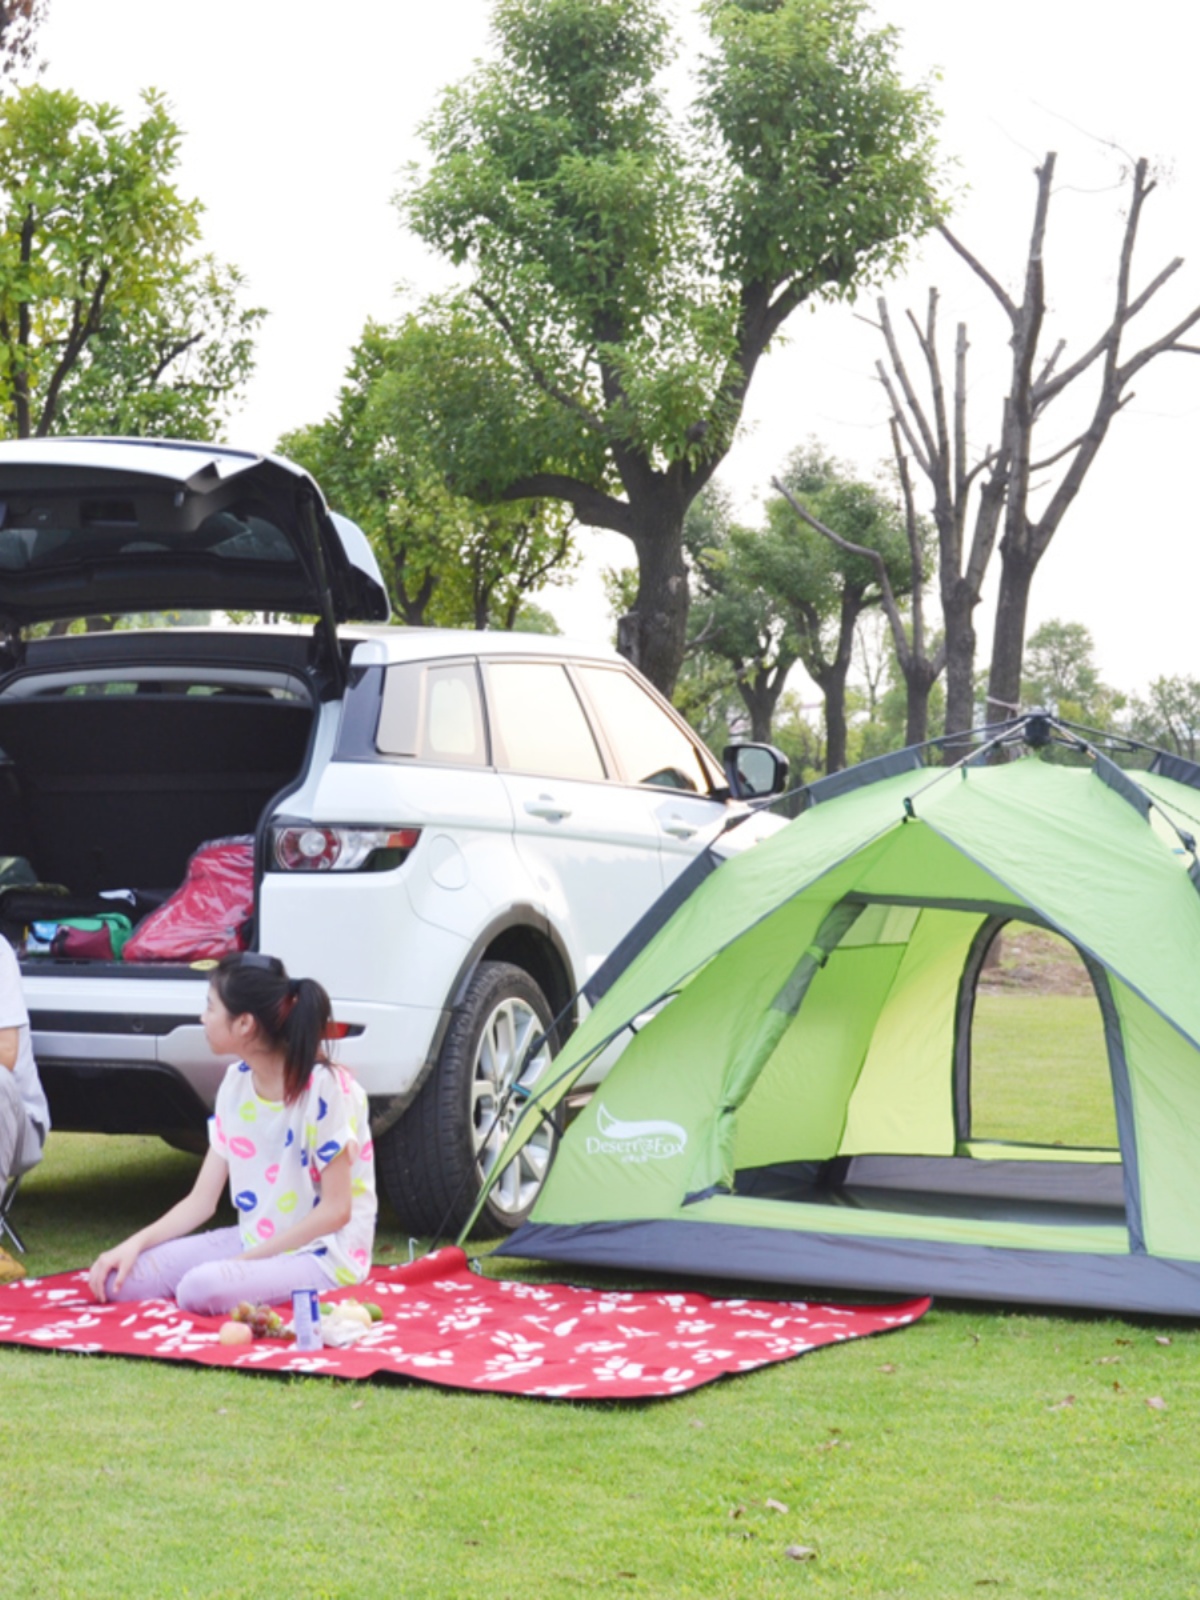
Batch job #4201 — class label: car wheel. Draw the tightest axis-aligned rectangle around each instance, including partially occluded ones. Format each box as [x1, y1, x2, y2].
[376, 960, 560, 1239]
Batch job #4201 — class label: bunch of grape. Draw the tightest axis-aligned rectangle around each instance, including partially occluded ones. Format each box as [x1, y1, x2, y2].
[232, 1301, 293, 1340]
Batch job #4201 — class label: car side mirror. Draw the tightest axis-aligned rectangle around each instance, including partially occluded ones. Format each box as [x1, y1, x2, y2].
[723, 742, 789, 800]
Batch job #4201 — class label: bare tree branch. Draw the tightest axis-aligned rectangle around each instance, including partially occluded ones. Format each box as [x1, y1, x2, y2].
[877, 298, 939, 473]
[771, 474, 911, 663]
[938, 220, 1018, 320]
[1119, 304, 1200, 383]
[874, 358, 931, 479]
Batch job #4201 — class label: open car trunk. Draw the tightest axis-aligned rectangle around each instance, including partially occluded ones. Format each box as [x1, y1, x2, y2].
[0, 633, 320, 958]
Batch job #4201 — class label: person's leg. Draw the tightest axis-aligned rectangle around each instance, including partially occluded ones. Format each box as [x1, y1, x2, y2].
[175, 1249, 335, 1316]
[15, 1103, 42, 1176]
[107, 1225, 246, 1304]
[0, 1066, 29, 1188]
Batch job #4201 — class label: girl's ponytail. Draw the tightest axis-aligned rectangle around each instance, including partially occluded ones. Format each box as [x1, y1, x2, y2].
[278, 977, 331, 1101]
[211, 954, 332, 1102]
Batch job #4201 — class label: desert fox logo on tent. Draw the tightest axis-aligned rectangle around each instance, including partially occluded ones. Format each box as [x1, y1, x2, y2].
[586, 1103, 687, 1163]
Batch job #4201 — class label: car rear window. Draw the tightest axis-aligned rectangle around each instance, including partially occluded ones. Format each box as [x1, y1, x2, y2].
[0, 502, 297, 570]
[377, 660, 488, 766]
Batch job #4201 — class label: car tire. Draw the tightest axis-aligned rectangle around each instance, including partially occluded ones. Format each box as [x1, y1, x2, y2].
[376, 960, 560, 1239]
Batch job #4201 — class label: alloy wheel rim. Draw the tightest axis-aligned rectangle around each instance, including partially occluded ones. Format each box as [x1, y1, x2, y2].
[471, 995, 554, 1218]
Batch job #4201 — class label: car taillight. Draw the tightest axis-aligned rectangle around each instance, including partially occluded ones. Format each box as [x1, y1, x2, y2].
[323, 1021, 362, 1040]
[271, 825, 421, 872]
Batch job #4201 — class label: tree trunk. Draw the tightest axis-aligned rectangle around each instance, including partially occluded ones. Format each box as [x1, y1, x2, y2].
[390, 556, 437, 627]
[619, 494, 690, 698]
[986, 550, 1036, 725]
[800, 588, 864, 774]
[822, 663, 851, 773]
[942, 579, 978, 753]
[904, 666, 934, 748]
[736, 668, 784, 744]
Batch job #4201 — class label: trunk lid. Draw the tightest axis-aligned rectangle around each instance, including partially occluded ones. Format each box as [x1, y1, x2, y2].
[0, 437, 391, 628]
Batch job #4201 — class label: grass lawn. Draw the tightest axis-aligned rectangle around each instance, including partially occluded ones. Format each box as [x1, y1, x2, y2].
[971, 993, 1119, 1148]
[4, 993, 1199, 1599]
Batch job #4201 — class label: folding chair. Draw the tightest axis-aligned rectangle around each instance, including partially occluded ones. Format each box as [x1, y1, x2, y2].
[0, 1171, 25, 1253]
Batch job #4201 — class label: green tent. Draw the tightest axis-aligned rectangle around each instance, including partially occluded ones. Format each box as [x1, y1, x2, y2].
[485, 721, 1200, 1314]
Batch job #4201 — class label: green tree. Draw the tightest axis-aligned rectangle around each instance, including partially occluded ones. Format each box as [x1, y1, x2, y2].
[0, 85, 262, 440]
[511, 600, 561, 634]
[1021, 618, 1124, 730]
[602, 545, 744, 746]
[770, 687, 824, 803]
[774, 420, 942, 748]
[850, 612, 944, 760]
[399, 0, 941, 695]
[685, 482, 802, 744]
[759, 444, 915, 771]
[1128, 676, 1200, 761]
[53, 257, 264, 440]
[281, 320, 578, 630]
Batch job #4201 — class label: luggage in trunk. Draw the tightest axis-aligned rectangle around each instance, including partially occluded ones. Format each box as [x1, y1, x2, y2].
[0, 689, 313, 928]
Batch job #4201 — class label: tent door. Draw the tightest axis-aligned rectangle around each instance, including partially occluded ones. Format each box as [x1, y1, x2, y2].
[953, 914, 1143, 1251]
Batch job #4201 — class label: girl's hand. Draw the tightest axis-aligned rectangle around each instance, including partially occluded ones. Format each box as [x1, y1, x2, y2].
[88, 1240, 142, 1303]
[85, 1148, 228, 1304]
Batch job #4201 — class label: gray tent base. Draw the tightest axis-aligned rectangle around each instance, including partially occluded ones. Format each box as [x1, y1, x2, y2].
[496, 1220, 1200, 1318]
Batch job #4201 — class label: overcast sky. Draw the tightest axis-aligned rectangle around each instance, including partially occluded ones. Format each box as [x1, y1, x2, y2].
[33, 0, 1200, 696]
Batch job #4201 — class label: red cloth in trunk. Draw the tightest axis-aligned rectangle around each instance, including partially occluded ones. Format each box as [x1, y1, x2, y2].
[122, 836, 253, 962]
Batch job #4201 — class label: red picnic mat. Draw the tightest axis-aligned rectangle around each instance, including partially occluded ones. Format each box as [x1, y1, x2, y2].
[0, 1247, 930, 1398]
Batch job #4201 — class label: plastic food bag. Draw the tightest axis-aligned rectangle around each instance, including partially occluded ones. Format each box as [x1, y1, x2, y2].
[122, 837, 254, 963]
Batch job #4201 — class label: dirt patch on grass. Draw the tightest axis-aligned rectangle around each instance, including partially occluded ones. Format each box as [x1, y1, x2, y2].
[976, 926, 1096, 998]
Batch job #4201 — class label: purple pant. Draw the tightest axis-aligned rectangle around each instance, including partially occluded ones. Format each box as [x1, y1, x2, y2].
[106, 1225, 336, 1315]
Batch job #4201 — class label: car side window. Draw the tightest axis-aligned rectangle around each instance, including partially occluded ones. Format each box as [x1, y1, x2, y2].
[377, 660, 488, 766]
[575, 664, 712, 793]
[485, 660, 606, 781]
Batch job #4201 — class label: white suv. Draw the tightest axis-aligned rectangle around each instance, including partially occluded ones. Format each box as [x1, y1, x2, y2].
[0, 438, 786, 1233]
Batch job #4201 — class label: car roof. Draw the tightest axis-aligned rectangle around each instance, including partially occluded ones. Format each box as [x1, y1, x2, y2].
[345, 627, 622, 667]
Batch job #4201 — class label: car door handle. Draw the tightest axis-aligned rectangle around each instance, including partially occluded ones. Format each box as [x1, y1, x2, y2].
[524, 794, 572, 822]
[662, 815, 698, 839]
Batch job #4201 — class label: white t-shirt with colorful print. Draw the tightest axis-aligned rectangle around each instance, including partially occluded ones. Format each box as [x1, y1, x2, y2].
[210, 1059, 377, 1287]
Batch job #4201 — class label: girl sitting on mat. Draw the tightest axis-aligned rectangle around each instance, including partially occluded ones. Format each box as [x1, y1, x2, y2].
[88, 952, 376, 1315]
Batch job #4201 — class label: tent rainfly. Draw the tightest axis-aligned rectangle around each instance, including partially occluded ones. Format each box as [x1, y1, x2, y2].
[480, 718, 1200, 1316]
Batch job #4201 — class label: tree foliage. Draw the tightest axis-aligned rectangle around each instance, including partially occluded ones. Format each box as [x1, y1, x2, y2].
[1021, 618, 1124, 731]
[53, 256, 263, 440]
[398, 0, 941, 693]
[758, 444, 915, 769]
[684, 482, 799, 744]
[0, 85, 262, 440]
[280, 319, 578, 630]
[772, 422, 941, 746]
[1127, 676, 1200, 761]
[683, 444, 915, 767]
